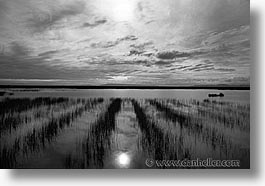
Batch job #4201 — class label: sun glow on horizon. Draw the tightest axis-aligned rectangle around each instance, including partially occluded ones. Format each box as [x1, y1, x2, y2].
[110, 75, 129, 81]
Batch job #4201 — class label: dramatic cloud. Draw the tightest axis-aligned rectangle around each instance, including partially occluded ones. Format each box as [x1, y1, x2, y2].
[0, 0, 250, 85]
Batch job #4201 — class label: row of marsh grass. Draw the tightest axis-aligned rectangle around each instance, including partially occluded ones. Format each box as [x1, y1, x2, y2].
[0, 97, 69, 115]
[0, 98, 75, 136]
[150, 98, 249, 131]
[0, 98, 88, 149]
[64, 98, 122, 168]
[144, 101, 231, 159]
[0, 97, 104, 168]
[132, 99, 172, 161]
[144, 98, 249, 168]
[186, 99, 249, 131]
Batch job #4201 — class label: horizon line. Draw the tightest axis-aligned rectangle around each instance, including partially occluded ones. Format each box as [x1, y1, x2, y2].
[0, 85, 250, 90]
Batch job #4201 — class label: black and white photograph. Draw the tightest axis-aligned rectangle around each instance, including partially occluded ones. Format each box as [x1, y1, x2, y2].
[0, 0, 250, 169]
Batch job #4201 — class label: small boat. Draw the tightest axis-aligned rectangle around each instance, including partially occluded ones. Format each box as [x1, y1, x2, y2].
[208, 93, 224, 97]
[0, 91, 14, 96]
[0, 91, 5, 96]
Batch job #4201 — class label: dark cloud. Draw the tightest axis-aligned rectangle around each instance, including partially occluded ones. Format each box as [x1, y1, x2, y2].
[129, 49, 154, 57]
[155, 60, 174, 66]
[29, 1, 86, 32]
[129, 49, 144, 56]
[225, 76, 250, 85]
[91, 35, 138, 48]
[175, 63, 235, 73]
[133, 60, 151, 66]
[130, 41, 154, 49]
[9, 42, 30, 56]
[215, 68, 236, 72]
[137, 2, 144, 12]
[0, 54, 54, 79]
[90, 41, 117, 48]
[176, 65, 193, 70]
[187, 64, 215, 72]
[128, 48, 203, 61]
[129, 41, 155, 57]
[119, 35, 138, 42]
[82, 19, 107, 28]
[0, 52, 106, 81]
[38, 50, 58, 57]
[156, 50, 192, 60]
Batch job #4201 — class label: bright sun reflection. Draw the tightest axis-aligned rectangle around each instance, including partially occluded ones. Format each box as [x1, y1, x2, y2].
[116, 152, 131, 168]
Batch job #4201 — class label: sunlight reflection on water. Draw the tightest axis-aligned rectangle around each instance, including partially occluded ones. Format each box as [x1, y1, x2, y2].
[115, 151, 131, 168]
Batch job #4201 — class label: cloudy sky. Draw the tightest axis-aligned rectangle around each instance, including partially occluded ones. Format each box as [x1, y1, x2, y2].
[0, 0, 250, 85]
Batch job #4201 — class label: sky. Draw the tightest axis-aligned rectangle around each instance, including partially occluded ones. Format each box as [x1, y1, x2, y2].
[0, 0, 250, 86]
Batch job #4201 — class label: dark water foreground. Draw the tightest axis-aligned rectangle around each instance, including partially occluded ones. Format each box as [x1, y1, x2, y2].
[0, 96, 250, 169]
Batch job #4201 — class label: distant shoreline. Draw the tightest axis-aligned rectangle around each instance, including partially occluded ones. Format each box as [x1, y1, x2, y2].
[0, 85, 250, 90]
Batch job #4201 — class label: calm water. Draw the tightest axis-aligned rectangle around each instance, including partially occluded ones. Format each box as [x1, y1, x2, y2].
[8, 89, 249, 103]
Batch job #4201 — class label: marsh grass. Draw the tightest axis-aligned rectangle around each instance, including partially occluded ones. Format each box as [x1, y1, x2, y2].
[64, 98, 122, 168]
[142, 99, 249, 168]
[0, 97, 104, 168]
[0, 97, 250, 168]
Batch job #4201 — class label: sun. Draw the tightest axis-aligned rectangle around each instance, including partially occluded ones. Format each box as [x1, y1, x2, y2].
[97, 0, 137, 22]
[111, 1, 135, 22]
